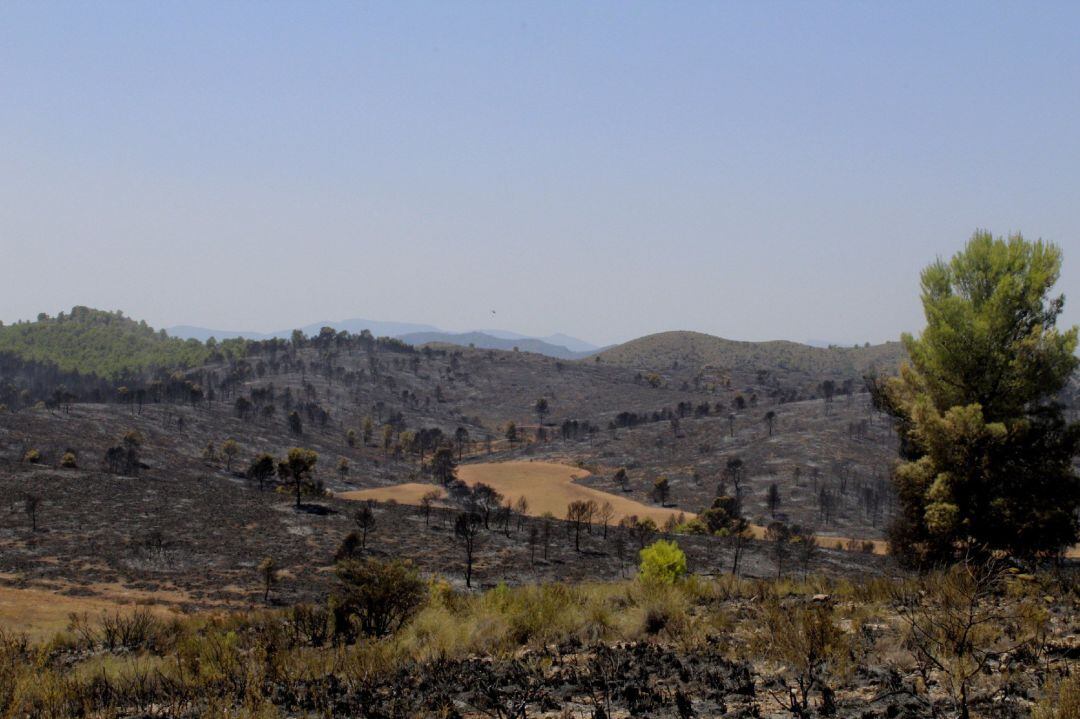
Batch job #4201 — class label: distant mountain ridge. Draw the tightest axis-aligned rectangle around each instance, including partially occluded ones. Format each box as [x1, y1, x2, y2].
[166, 319, 441, 342]
[397, 331, 605, 360]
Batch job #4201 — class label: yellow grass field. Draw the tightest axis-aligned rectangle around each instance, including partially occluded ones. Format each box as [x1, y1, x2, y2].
[337, 461, 902, 555]
[0, 579, 187, 640]
[337, 460, 691, 525]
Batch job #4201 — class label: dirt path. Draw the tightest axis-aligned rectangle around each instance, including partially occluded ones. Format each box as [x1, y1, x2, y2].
[338, 460, 691, 525]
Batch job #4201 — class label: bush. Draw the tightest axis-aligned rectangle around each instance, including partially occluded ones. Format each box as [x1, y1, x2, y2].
[22, 449, 40, 464]
[758, 600, 851, 715]
[60, 452, 77, 469]
[333, 558, 427, 639]
[1034, 673, 1080, 719]
[639, 539, 687, 585]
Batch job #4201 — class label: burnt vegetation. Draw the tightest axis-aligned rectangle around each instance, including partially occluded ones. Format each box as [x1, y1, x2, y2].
[0, 252, 1077, 719]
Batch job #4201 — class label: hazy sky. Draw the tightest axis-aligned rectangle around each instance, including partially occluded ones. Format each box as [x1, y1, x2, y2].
[2, 2, 1078, 346]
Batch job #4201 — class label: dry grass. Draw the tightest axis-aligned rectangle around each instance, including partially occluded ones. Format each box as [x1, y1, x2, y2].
[0, 583, 183, 640]
[339, 460, 692, 524]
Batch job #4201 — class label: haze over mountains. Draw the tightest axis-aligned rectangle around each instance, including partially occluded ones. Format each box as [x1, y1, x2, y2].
[166, 320, 605, 359]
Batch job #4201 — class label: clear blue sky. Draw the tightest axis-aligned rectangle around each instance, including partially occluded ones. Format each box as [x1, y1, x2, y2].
[2, 2, 1077, 346]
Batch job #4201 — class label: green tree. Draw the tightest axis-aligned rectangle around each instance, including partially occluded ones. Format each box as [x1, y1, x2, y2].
[247, 453, 276, 490]
[221, 438, 238, 471]
[431, 445, 457, 485]
[382, 424, 394, 455]
[879, 232, 1079, 565]
[454, 426, 470, 460]
[278, 447, 318, 508]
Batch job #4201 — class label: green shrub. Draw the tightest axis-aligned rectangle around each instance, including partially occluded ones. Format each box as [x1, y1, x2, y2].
[22, 449, 40, 464]
[333, 558, 427, 639]
[638, 539, 687, 585]
[60, 452, 77, 469]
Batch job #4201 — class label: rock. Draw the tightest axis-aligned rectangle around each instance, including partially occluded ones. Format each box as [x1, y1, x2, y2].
[812, 593, 831, 603]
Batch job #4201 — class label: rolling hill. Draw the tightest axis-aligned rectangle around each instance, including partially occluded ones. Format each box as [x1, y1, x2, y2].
[597, 331, 907, 379]
[0, 307, 216, 379]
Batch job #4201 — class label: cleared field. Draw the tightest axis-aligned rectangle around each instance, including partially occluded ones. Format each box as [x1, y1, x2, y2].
[0, 580, 186, 640]
[338, 461, 691, 525]
[337, 463, 899, 555]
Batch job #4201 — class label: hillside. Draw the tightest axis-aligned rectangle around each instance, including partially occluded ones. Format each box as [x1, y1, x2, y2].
[597, 331, 906, 392]
[0, 307, 224, 380]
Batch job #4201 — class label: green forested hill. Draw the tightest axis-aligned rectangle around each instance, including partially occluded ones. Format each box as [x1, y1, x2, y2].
[0, 307, 212, 378]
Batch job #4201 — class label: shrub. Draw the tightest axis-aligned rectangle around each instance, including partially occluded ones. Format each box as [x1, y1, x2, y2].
[1034, 673, 1080, 719]
[60, 451, 77, 468]
[333, 558, 427, 639]
[22, 449, 40, 464]
[758, 600, 851, 715]
[638, 539, 687, 585]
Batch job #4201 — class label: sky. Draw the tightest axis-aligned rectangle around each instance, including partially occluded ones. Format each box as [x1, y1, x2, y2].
[2, 2, 1078, 347]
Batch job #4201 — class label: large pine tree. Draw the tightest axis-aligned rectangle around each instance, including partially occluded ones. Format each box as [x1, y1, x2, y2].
[880, 231, 1079, 566]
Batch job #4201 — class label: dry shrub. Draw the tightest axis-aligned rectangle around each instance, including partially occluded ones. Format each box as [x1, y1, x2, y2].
[894, 561, 1047, 719]
[1034, 672, 1080, 719]
[756, 599, 852, 717]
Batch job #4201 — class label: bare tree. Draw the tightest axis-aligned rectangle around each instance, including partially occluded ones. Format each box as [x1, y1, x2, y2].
[566, 501, 591, 552]
[420, 489, 441, 527]
[596, 501, 615, 539]
[894, 560, 1044, 719]
[650, 477, 671, 507]
[722, 457, 745, 505]
[540, 512, 554, 560]
[767, 483, 781, 517]
[514, 495, 529, 531]
[258, 556, 277, 604]
[794, 527, 819, 579]
[22, 493, 41, 532]
[765, 521, 791, 578]
[528, 526, 540, 565]
[454, 512, 483, 588]
[353, 501, 376, 550]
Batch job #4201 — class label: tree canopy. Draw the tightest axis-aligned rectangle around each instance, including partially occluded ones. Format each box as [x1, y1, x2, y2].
[880, 231, 1079, 565]
[0, 306, 230, 379]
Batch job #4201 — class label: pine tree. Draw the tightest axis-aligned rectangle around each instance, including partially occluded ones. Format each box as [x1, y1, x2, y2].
[878, 231, 1079, 565]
